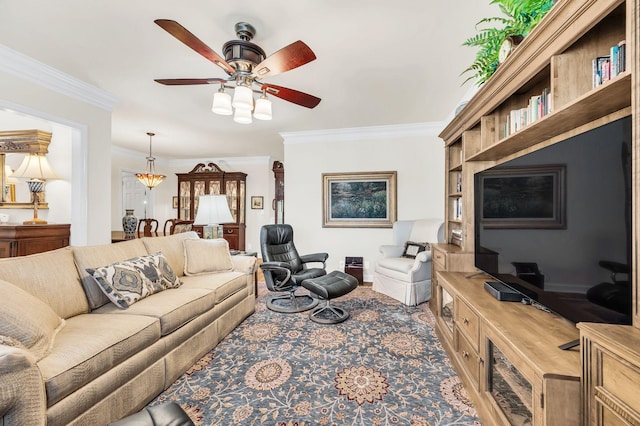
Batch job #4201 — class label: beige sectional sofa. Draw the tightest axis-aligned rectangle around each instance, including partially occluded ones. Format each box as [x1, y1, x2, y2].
[0, 231, 256, 426]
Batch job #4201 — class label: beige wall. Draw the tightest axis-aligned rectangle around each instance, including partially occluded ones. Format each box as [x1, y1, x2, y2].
[0, 67, 114, 245]
[283, 123, 445, 280]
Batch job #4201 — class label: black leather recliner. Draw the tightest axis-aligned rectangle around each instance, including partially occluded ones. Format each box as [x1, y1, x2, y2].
[259, 224, 328, 312]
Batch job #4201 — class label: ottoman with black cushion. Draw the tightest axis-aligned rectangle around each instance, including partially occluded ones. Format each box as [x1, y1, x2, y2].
[108, 402, 194, 426]
[301, 270, 359, 324]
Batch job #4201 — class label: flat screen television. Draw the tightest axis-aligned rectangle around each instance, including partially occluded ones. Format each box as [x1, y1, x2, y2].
[474, 116, 632, 325]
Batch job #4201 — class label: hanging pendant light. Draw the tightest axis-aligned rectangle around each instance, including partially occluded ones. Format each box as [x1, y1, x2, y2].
[135, 132, 166, 189]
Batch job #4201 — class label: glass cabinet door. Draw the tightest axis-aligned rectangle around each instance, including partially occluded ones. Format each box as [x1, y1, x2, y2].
[488, 340, 533, 424]
[208, 180, 221, 195]
[179, 181, 191, 220]
[226, 180, 238, 223]
[440, 286, 454, 334]
[239, 180, 245, 224]
[193, 180, 205, 218]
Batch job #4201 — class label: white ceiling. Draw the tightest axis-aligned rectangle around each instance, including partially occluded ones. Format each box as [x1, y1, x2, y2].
[0, 0, 497, 159]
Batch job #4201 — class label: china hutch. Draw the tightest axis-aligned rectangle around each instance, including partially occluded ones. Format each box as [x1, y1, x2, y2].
[176, 163, 246, 250]
[432, 0, 639, 424]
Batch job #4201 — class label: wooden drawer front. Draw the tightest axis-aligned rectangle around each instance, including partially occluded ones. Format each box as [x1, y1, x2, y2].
[455, 329, 479, 388]
[432, 249, 446, 269]
[223, 226, 238, 235]
[598, 352, 640, 421]
[455, 299, 479, 349]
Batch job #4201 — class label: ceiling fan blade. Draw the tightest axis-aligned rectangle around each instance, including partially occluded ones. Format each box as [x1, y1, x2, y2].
[155, 19, 235, 75]
[155, 78, 227, 85]
[261, 84, 321, 109]
[251, 40, 316, 79]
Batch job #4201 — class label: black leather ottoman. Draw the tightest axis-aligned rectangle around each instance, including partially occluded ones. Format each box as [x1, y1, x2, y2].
[108, 402, 194, 426]
[301, 270, 359, 324]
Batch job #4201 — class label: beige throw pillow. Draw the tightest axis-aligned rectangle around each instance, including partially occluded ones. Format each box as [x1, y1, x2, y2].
[183, 238, 233, 276]
[0, 279, 65, 361]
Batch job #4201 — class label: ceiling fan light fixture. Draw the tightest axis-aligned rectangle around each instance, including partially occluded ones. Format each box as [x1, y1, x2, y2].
[233, 107, 253, 124]
[253, 94, 272, 120]
[212, 89, 232, 115]
[232, 84, 254, 110]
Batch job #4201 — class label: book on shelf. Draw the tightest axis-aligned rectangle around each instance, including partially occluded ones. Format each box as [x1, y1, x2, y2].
[503, 87, 551, 138]
[455, 172, 462, 193]
[453, 197, 462, 220]
[593, 40, 626, 88]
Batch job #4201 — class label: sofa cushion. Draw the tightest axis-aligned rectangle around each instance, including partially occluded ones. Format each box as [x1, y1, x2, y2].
[181, 271, 247, 303]
[141, 231, 199, 278]
[92, 288, 216, 336]
[0, 247, 89, 318]
[73, 239, 149, 310]
[183, 238, 233, 276]
[88, 254, 169, 309]
[0, 279, 65, 361]
[37, 313, 160, 407]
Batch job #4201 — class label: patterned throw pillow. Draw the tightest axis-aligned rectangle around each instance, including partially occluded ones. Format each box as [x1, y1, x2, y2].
[151, 252, 182, 289]
[88, 255, 168, 309]
[402, 241, 431, 259]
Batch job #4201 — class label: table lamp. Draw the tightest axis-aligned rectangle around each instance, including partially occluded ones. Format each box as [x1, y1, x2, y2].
[193, 194, 234, 239]
[13, 153, 60, 224]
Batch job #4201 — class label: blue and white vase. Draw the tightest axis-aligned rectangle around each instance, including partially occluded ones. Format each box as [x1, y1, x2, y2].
[122, 209, 137, 240]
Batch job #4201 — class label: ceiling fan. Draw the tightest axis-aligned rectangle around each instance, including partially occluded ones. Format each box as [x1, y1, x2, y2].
[154, 19, 321, 122]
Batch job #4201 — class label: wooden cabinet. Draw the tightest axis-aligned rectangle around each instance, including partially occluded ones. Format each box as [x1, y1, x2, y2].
[579, 323, 640, 425]
[272, 161, 284, 224]
[435, 0, 639, 424]
[429, 243, 473, 316]
[0, 224, 70, 257]
[176, 163, 246, 250]
[437, 272, 581, 425]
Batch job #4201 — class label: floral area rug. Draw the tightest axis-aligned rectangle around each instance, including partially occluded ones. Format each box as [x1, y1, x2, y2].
[152, 284, 482, 426]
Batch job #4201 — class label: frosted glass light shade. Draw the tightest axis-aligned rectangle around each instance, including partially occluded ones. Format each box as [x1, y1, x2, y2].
[233, 107, 253, 124]
[194, 194, 234, 225]
[232, 85, 253, 110]
[212, 91, 232, 115]
[13, 154, 60, 180]
[254, 97, 272, 120]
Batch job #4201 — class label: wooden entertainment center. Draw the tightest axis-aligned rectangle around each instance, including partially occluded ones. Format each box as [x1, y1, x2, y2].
[433, 0, 639, 424]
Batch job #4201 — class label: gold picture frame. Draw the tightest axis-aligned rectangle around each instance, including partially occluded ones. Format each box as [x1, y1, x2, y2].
[251, 196, 264, 209]
[322, 171, 397, 228]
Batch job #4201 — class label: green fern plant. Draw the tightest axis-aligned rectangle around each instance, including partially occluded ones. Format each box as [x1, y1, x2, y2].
[462, 0, 554, 85]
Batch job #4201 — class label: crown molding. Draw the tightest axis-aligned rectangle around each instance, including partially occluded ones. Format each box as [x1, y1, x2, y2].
[0, 44, 118, 111]
[280, 122, 446, 144]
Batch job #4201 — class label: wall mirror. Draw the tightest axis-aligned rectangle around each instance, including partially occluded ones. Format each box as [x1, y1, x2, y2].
[0, 129, 52, 209]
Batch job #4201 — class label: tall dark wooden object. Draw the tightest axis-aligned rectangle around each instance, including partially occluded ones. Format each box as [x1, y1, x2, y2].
[273, 161, 284, 224]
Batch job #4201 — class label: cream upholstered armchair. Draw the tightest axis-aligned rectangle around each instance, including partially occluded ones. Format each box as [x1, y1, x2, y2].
[373, 219, 445, 306]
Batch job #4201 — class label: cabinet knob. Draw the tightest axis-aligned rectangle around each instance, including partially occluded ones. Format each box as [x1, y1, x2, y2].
[462, 351, 469, 359]
[463, 317, 469, 325]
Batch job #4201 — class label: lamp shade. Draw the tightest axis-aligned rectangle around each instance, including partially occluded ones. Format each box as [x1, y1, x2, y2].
[233, 107, 253, 124]
[254, 96, 272, 120]
[194, 194, 234, 225]
[13, 154, 60, 180]
[232, 85, 254, 110]
[212, 90, 233, 115]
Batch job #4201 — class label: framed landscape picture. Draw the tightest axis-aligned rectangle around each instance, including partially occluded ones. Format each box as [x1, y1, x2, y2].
[322, 171, 397, 228]
[479, 165, 566, 228]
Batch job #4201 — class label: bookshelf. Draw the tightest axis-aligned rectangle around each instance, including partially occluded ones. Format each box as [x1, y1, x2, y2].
[434, 0, 638, 424]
